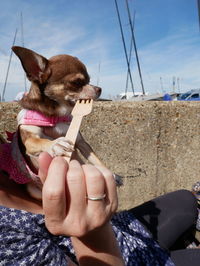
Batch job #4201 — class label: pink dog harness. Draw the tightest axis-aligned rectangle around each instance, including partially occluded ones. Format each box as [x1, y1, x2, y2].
[0, 131, 36, 184]
[18, 109, 72, 127]
[0, 110, 72, 185]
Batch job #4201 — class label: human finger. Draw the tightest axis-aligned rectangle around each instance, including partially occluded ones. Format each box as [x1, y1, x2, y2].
[38, 152, 53, 184]
[42, 156, 68, 233]
[95, 165, 118, 213]
[82, 164, 106, 210]
[66, 160, 86, 216]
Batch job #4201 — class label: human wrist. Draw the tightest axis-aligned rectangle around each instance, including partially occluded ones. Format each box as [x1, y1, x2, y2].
[71, 222, 124, 266]
[74, 222, 115, 248]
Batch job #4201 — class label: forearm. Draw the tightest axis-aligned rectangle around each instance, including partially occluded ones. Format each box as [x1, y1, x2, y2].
[71, 223, 124, 266]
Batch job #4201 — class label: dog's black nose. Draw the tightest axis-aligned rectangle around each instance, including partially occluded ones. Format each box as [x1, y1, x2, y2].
[95, 86, 102, 97]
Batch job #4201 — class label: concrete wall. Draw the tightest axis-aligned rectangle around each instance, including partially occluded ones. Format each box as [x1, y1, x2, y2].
[1, 101, 200, 210]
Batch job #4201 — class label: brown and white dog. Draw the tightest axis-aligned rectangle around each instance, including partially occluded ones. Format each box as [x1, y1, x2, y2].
[12, 46, 114, 199]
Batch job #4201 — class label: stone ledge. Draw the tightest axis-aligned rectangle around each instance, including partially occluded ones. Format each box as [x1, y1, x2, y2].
[0, 101, 199, 210]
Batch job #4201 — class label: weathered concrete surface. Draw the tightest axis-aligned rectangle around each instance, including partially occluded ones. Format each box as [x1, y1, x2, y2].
[0, 101, 200, 210]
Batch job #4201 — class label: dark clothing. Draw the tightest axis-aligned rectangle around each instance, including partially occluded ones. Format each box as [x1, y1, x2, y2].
[130, 189, 199, 266]
[0, 189, 198, 266]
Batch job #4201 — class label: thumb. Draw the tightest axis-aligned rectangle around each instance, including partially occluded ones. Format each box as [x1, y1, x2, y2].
[38, 152, 53, 184]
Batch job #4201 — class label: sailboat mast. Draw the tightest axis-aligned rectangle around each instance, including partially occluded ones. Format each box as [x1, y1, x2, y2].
[2, 28, 18, 102]
[125, 0, 145, 95]
[97, 61, 101, 86]
[160, 77, 164, 93]
[125, 11, 135, 95]
[197, 0, 200, 31]
[114, 0, 135, 95]
[20, 12, 27, 92]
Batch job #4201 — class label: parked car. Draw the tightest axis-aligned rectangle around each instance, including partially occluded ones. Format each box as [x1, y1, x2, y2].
[177, 89, 200, 101]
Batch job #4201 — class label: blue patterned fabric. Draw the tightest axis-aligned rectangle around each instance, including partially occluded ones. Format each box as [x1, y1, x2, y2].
[0, 206, 175, 266]
[111, 211, 175, 266]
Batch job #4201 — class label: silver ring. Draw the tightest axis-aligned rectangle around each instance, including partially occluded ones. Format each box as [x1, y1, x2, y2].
[86, 194, 106, 201]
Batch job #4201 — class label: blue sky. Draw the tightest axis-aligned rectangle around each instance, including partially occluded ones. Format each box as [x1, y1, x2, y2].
[0, 0, 199, 101]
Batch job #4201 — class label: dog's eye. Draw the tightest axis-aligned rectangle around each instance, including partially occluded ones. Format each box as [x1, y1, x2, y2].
[71, 79, 85, 88]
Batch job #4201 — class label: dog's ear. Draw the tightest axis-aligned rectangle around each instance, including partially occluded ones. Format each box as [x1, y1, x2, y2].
[12, 46, 51, 83]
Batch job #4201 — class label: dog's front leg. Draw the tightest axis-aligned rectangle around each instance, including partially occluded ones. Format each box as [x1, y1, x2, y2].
[76, 132, 123, 186]
[20, 125, 74, 158]
[75, 132, 105, 167]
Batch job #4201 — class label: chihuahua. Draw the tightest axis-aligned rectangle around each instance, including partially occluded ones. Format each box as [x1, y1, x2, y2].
[12, 46, 110, 199]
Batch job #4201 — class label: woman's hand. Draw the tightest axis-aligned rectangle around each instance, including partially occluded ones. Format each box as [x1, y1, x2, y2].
[39, 152, 124, 265]
[38, 152, 118, 237]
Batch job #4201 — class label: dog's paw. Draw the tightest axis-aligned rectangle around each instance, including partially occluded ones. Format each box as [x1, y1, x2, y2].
[113, 174, 124, 186]
[49, 137, 75, 157]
